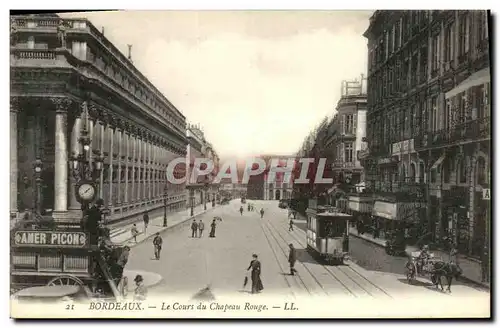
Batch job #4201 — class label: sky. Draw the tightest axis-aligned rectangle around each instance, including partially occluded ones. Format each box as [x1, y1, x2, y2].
[60, 10, 372, 158]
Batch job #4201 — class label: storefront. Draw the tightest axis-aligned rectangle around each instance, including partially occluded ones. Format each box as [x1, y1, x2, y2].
[348, 194, 373, 229]
[371, 200, 397, 239]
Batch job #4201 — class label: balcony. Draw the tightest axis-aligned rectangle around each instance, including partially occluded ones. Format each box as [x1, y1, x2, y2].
[415, 117, 491, 150]
[373, 181, 427, 202]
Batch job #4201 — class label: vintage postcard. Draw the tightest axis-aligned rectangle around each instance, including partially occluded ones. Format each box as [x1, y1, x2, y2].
[9, 9, 491, 319]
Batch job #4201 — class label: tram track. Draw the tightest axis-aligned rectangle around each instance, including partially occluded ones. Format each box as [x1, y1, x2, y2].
[262, 220, 351, 298]
[266, 218, 393, 299]
[259, 222, 314, 297]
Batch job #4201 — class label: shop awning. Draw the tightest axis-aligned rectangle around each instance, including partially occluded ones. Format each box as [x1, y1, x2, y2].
[372, 201, 397, 220]
[431, 153, 446, 170]
[445, 67, 490, 99]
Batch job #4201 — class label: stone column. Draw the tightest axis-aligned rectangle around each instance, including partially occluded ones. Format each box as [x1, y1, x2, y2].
[68, 110, 82, 211]
[99, 122, 105, 198]
[143, 137, 147, 202]
[108, 125, 114, 210]
[53, 98, 70, 213]
[137, 135, 142, 202]
[116, 127, 122, 206]
[123, 131, 130, 204]
[131, 134, 136, 203]
[10, 99, 18, 217]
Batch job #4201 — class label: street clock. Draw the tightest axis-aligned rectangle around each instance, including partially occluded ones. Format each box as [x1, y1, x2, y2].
[75, 180, 97, 204]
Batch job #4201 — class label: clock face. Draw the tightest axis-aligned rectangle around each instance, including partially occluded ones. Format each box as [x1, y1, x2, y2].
[78, 183, 96, 201]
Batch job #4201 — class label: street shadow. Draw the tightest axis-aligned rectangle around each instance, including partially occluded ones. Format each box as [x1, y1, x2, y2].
[294, 221, 307, 232]
[295, 248, 324, 265]
[397, 278, 433, 287]
[238, 290, 252, 294]
[424, 285, 450, 294]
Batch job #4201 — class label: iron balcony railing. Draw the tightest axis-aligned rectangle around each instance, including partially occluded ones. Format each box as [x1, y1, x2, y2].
[372, 181, 427, 202]
[415, 116, 490, 150]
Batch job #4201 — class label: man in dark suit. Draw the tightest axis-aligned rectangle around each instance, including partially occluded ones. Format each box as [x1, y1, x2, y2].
[191, 219, 198, 238]
[86, 199, 104, 246]
[288, 243, 297, 276]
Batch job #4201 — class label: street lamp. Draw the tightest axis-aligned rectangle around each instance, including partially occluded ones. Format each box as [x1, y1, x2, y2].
[33, 158, 43, 214]
[189, 188, 194, 217]
[71, 118, 105, 212]
[163, 184, 168, 227]
[204, 182, 208, 211]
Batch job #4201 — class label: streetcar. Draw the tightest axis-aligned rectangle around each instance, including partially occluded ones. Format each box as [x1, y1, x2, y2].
[305, 203, 352, 265]
[10, 213, 126, 303]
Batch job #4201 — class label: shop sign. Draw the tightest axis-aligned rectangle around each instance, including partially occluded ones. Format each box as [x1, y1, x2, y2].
[372, 201, 397, 220]
[392, 139, 415, 155]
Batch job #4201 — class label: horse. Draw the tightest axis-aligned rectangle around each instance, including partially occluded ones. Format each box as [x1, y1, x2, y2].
[430, 261, 463, 293]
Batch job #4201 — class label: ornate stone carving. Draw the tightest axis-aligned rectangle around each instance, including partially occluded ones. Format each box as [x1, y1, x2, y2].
[10, 97, 20, 113]
[51, 97, 73, 113]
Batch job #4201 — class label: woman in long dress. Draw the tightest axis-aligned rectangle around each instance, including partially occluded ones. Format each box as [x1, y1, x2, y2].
[209, 219, 216, 238]
[247, 254, 264, 294]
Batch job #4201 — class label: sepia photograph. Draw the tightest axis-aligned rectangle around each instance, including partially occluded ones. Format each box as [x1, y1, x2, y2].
[8, 7, 492, 319]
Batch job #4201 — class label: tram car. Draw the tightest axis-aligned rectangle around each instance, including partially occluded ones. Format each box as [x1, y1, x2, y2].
[10, 214, 126, 302]
[305, 203, 352, 265]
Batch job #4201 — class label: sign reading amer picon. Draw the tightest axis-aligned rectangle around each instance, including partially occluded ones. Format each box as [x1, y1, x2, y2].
[13, 231, 87, 247]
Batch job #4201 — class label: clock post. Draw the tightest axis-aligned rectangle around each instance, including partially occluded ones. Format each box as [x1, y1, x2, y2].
[70, 103, 105, 220]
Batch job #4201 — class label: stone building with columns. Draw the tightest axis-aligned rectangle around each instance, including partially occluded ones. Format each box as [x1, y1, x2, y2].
[10, 14, 188, 224]
[186, 124, 220, 210]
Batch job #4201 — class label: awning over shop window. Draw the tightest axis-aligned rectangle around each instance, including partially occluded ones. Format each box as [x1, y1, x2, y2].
[372, 201, 397, 220]
[445, 67, 490, 99]
[431, 153, 446, 170]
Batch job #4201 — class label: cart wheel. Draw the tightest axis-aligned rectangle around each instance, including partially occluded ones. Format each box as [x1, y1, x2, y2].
[47, 275, 85, 287]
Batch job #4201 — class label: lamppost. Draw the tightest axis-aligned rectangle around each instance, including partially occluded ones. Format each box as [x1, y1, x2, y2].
[204, 182, 208, 211]
[33, 158, 43, 214]
[71, 110, 105, 212]
[163, 184, 168, 227]
[190, 188, 194, 217]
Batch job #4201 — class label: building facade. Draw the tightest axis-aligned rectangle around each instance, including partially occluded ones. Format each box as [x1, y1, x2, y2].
[362, 10, 490, 256]
[326, 77, 368, 210]
[262, 156, 294, 201]
[10, 14, 188, 224]
[185, 124, 220, 210]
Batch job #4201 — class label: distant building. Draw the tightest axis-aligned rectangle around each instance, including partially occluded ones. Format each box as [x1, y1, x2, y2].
[323, 77, 367, 211]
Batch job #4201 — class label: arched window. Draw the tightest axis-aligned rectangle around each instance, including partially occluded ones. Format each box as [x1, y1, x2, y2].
[419, 162, 425, 183]
[409, 163, 416, 182]
[477, 157, 487, 185]
[442, 157, 452, 183]
[457, 158, 467, 184]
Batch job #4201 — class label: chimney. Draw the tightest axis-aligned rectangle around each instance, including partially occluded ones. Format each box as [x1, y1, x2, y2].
[127, 44, 133, 62]
[101, 26, 105, 35]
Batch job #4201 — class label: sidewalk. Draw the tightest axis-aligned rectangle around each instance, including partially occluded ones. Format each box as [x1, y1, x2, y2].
[348, 227, 490, 289]
[110, 202, 222, 246]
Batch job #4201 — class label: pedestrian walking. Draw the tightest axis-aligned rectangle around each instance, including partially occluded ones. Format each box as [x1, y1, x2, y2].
[209, 219, 217, 238]
[131, 224, 139, 243]
[198, 220, 205, 237]
[143, 211, 150, 234]
[153, 233, 163, 260]
[288, 244, 297, 276]
[191, 219, 198, 238]
[134, 275, 147, 301]
[247, 254, 264, 294]
[289, 218, 294, 232]
[116, 246, 130, 281]
[260, 208, 264, 218]
[240, 206, 244, 215]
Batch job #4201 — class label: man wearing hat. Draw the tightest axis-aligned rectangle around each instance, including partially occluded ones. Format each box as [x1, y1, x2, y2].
[288, 243, 297, 276]
[86, 199, 105, 246]
[134, 274, 147, 301]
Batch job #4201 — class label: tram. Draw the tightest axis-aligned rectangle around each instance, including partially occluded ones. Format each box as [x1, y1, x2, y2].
[305, 202, 352, 265]
[10, 214, 126, 302]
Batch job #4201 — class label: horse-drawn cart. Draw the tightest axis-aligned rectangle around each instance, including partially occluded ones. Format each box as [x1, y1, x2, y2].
[10, 219, 127, 302]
